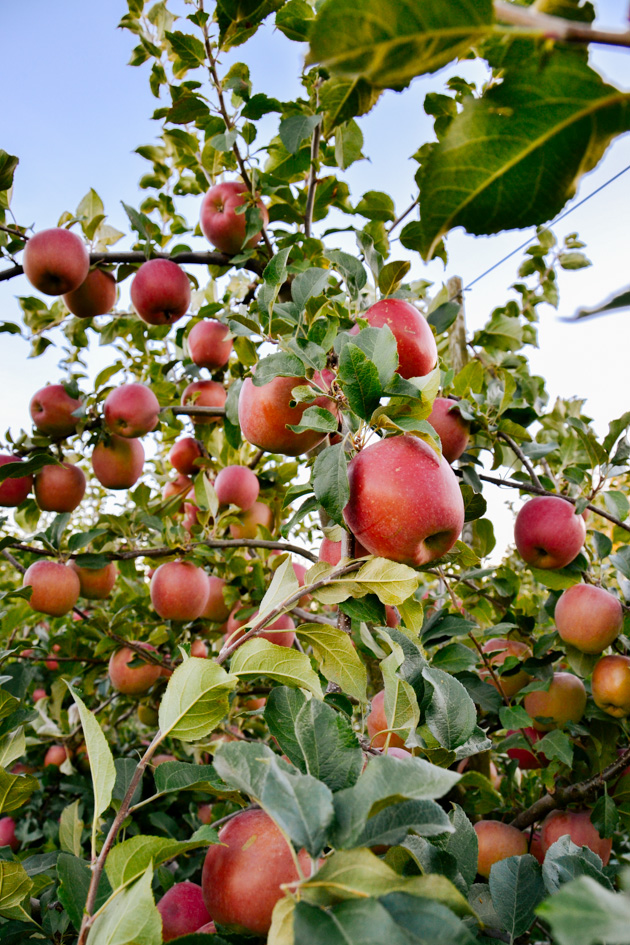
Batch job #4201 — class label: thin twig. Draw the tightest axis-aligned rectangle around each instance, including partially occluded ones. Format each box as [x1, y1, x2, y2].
[497, 431, 543, 491]
[0, 223, 28, 242]
[304, 117, 322, 240]
[387, 198, 419, 236]
[494, 0, 630, 48]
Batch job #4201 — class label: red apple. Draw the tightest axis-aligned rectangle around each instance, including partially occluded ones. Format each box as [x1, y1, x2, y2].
[198, 803, 213, 825]
[191, 639, 208, 658]
[514, 496, 586, 570]
[591, 654, 630, 717]
[0, 455, 32, 506]
[182, 380, 227, 424]
[200, 181, 269, 255]
[30, 384, 82, 438]
[524, 672, 587, 731]
[343, 435, 465, 566]
[150, 560, 210, 621]
[44, 744, 70, 767]
[366, 690, 406, 749]
[157, 881, 213, 942]
[238, 372, 338, 456]
[169, 437, 203, 475]
[104, 383, 160, 438]
[34, 462, 86, 512]
[555, 584, 623, 655]
[229, 501, 273, 539]
[63, 268, 117, 318]
[196, 922, 216, 934]
[23, 228, 89, 295]
[201, 808, 311, 935]
[162, 474, 193, 511]
[188, 319, 233, 369]
[130, 258, 190, 325]
[358, 299, 437, 379]
[0, 816, 19, 853]
[23, 560, 80, 616]
[480, 638, 532, 698]
[214, 465, 259, 511]
[108, 643, 162, 694]
[225, 607, 295, 649]
[540, 809, 612, 865]
[385, 605, 400, 628]
[506, 727, 546, 770]
[202, 576, 231, 622]
[427, 397, 470, 463]
[183, 502, 201, 532]
[91, 436, 144, 489]
[32, 688, 47, 701]
[474, 821, 528, 878]
[69, 561, 117, 599]
[318, 536, 369, 564]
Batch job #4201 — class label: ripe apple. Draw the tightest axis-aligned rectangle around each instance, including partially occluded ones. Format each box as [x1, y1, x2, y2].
[183, 502, 201, 533]
[44, 744, 70, 767]
[385, 605, 400, 628]
[108, 643, 162, 694]
[514, 496, 586, 570]
[229, 501, 273, 539]
[0, 816, 19, 853]
[343, 434, 465, 566]
[215, 465, 259, 510]
[130, 258, 190, 325]
[0, 455, 32, 506]
[91, 435, 144, 489]
[153, 754, 176, 767]
[540, 809, 612, 865]
[201, 808, 311, 935]
[241, 694, 266, 710]
[150, 560, 210, 621]
[157, 881, 213, 942]
[480, 638, 532, 698]
[197, 922, 217, 934]
[22, 228, 89, 295]
[506, 727, 546, 769]
[162, 474, 193, 511]
[69, 561, 117, 599]
[591, 654, 630, 717]
[202, 576, 231, 622]
[169, 437, 203, 475]
[225, 607, 295, 649]
[23, 560, 80, 616]
[182, 379, 227, 424]
[474, 821, 528, 878]
[34, 462, 86, 513]
[427, 397, 470, 463]
[524, 672, 587, 731]
[200, 181, 269, 255]
[357, 298, 437, 379]
[188, 319, 233, 369]
[191, 639, 208, 658]
[63, 268, 116, 318]
[555, 584, 623, 654]
[45, 645, 61, 671]
[366, 690, 406, 749]
[198, 803, 213, 825]
[238, 372, 338, 456]
[30, 383, 82, 438]
[291, 561, 311, 607]
[33, 688, 47, 701]
[104, 383, 160, 437]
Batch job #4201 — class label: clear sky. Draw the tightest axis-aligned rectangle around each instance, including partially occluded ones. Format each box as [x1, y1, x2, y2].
[1, 1, 629, 555]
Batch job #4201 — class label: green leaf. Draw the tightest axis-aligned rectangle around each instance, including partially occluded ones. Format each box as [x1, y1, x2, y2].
[264, 686, 308, 767]
[542, 836, 612, 895]
[338, 343, 382, 419]
[489, 855, 546, 941]
[0, 767, 38, 815]
[275, 0, 315, 42]
[213, 742, 333, 856]
[499, 705, 532, 731]
[358, 798, 452, 848]
[230, 638, 324, 697]
[0, 861, 32, 922]
[165, 30, 206, 66]
[529, 567, 582, 591]
[422, 667, 477, 750]
[355, 557, 420, 606]
[537, 729, 574, 766]
[293, 697, 363, 791]
[0, 151, 19, 193]
[325, 249, 367, 299]
[294, 898, 410, 945]
[194, 472, 219, 517]
[381, 892, 476, 945]
[331, 754, 461, 848]
[347, 325, 398, 387]
[428, 300, 461, 334]
[105, 835, 216, 891]
[312, 443, 350, 528]
[88, 863, 161, 945]
[66, 683, 116, 852]
[153, 761, 233, 798]
[279, 113, 321, 154]
[589, 792, 619, 839]
[320, 77, 381, 132]
[58, 853, 112, 932]
[158, 656, 237, 742]
[536, 876, 630, 945]
[59, 800, 84, 856]
[256, 553, 300, 623]
[288, 405, 339, 435]
[252, 352, 304, 386]
[291, 268, 330, 311]
[296, 622, 367, 703]
[445, 805, 478, 890]
[217, 0, 285, 49]
[417, 50, 630, 260]
[263, 246, 291, 286]
[378, 260, 410, 297]
[335, 119, 365, 170]
[307, 0, 493, 89]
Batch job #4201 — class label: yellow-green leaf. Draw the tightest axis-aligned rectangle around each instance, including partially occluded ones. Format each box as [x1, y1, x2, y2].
[230, 639, 323, 698]
[159, 656, 237, 742]
[296, 622, 367, 702]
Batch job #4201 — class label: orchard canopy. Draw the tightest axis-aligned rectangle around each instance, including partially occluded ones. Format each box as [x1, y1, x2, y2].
[2, 2, 630, 944]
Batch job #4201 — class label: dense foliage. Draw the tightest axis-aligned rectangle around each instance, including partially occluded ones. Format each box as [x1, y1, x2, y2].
[1, 2, 630, 944]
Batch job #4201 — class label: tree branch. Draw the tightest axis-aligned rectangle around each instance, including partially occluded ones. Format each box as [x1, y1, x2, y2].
[337, 532, 354, 635]
[511, 744, 630, 830]
[387, 198, 419, 237]
[304, 118, 322, 240]
[497, 431, 543, 491]
[494, 0, 630, 49]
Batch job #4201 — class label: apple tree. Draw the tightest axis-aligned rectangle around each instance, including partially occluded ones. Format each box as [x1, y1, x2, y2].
[1, 1, 630, 943]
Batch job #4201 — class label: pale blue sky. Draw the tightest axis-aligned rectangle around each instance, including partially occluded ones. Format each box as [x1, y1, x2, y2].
[1, 1, 629, 552]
